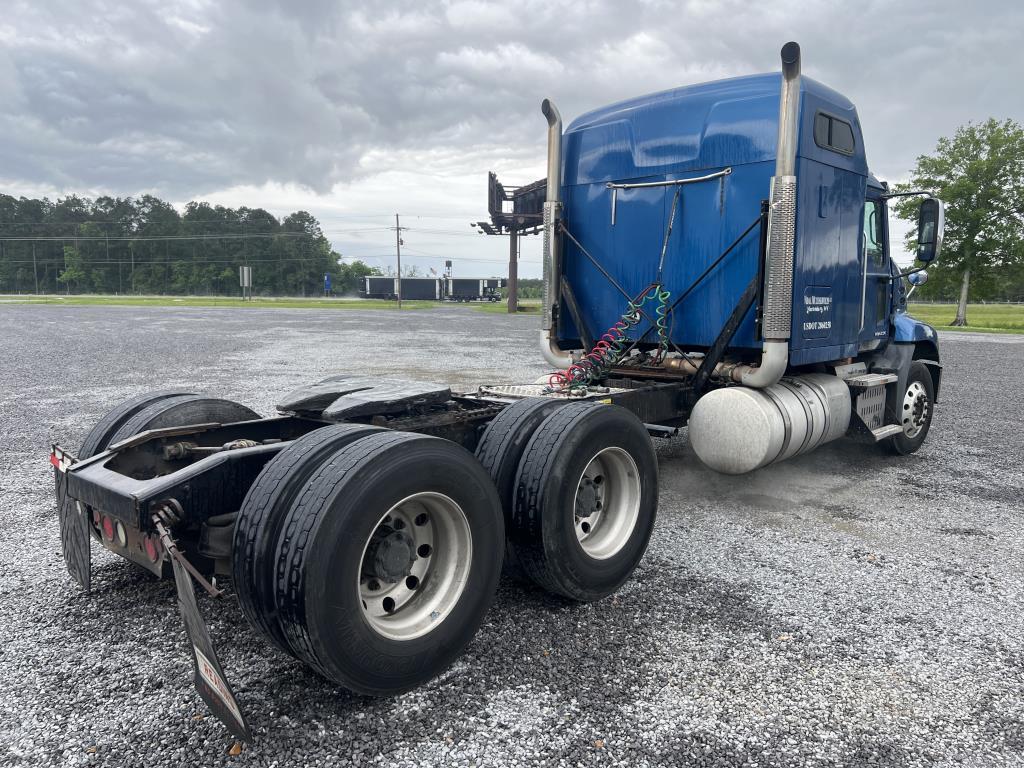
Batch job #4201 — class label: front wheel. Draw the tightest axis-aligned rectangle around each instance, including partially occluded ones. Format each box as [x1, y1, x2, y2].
[887, 361, 935, 455]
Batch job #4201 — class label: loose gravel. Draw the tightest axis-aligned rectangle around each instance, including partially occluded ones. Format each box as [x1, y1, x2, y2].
[0, 304, 1022, 768]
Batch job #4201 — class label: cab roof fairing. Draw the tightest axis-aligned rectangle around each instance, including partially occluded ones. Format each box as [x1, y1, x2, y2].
[561, 72, 868, 188]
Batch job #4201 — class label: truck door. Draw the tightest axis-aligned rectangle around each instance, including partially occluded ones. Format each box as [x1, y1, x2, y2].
[859, 197, 891, 345]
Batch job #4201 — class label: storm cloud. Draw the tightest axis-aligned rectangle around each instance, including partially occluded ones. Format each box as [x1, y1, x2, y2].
[1, 0, 1022, 274]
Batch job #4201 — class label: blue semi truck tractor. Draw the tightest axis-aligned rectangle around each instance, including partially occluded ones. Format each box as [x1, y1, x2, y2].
[49, 43, 943, 739]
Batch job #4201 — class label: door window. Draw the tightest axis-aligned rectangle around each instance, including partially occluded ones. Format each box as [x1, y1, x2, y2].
[862, 200, 885, 267]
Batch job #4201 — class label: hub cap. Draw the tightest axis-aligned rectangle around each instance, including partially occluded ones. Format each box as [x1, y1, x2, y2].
[572, 447, 641, 560]
[902, 381, 929, 439]
[358, 492, 472, 641]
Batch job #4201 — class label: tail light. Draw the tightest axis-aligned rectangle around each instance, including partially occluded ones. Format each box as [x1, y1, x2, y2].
[101, 515, 114, 542]
[144, 536, 162, 563]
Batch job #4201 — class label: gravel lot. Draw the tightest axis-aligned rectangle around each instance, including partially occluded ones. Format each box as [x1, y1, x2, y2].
[1, 304, 1022, 768]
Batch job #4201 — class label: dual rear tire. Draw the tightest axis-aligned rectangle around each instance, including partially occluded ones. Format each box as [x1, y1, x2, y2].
[476, 400, 658, 601]
[234, 428, 504, 694]
[60, 392, 257, 545]
[77, 391, 659, 696]
[235, 399, 658, 694]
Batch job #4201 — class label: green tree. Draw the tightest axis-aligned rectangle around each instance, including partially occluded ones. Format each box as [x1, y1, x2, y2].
[0, 193, 344, 297]
[57, 245, 88, 293]
[894, 118, 1024, 325]
[336, 259, 375, 294]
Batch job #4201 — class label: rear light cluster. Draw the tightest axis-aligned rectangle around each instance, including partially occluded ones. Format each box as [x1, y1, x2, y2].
[101, 515, 115, 542]
[93, 512, 162, 563]
[143, 536, 161, 563]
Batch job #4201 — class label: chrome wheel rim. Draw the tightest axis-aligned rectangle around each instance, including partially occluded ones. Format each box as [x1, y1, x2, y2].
[902, 381, 929, 439]
[358, 492, 472, 641]
[572, 447, 641, 560]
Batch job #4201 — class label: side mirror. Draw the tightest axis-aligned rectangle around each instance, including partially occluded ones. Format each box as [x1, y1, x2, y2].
[906, 269, 928, 299]
[916, 197, 944, 264]
[907, 270, 928, 287]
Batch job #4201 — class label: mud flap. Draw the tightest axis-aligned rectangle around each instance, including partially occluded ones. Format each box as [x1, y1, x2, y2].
[164, 527, 252, 742]
[52, 446, 91, 591]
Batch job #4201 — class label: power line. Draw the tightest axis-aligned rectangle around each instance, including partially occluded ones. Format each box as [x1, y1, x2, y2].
[0, 228, 398, 243]
[0, 256, 339, 266]
[370, 248, 540, 266]
[0, 232, 304, 243]
[0, 226, 389, 236]
[0, 213, 486, 227]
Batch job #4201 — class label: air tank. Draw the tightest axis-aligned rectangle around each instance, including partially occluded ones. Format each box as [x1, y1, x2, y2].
[688, 373, 851, 475]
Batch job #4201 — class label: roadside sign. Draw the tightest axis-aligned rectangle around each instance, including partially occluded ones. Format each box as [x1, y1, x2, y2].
[239, 266, 252, 300]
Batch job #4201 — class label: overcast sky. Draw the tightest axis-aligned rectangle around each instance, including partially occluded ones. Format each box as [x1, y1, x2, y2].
[2, 0, 1022, 276]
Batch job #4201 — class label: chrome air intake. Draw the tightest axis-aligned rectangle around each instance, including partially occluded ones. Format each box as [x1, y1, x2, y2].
[741, 41, 801, 388]
[540, 98, 573, 367]
[762, 41, 801, 342]
[762, 176, 797, 339]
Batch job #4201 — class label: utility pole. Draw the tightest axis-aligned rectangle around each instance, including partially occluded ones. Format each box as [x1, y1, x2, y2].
[508, 227, 518, 313]
[32, 242, 39, 294]
[394, 213, 404, 309]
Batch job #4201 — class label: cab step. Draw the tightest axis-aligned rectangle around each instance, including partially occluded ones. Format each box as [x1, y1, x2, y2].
[870, 424, 904, 441]
[846, 372, 898, 388]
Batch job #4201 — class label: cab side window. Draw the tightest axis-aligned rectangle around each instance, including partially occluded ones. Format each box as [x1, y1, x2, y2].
[814, 112, 855, 155]
[862, 200, 885, 267]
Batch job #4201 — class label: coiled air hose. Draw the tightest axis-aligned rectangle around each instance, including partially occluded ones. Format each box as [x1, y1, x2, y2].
[548, 283, 671, 391]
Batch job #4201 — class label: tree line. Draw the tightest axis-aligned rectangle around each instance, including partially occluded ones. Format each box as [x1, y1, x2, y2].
[896, 117, 1024, 323]
[0, 194, 378, 297]
[4, 117, 1022, 323]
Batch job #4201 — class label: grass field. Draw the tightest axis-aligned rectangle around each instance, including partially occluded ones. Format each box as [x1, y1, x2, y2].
[474, 298, 541, 314]
[1, 295, 1018, 332]
[907, 303, 1024, 334]
[0, 294, 446, 311]
[0, 293, 546, 314]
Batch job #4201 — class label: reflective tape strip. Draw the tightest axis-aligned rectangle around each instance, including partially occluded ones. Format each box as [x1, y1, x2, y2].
[50, 448, 74, 473]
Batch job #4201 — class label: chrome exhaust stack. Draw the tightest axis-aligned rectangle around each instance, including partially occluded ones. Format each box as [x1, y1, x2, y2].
[539, 98, 575, 367]
[739, 41, 801, 388]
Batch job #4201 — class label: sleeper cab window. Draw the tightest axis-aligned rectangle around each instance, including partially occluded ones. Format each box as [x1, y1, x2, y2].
[813, 112, 855, 155]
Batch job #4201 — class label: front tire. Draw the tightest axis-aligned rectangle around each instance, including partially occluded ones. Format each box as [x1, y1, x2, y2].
[887, 361, 935, 455]
[512, 402, 658, 601]
[274, 431, 504, 694]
